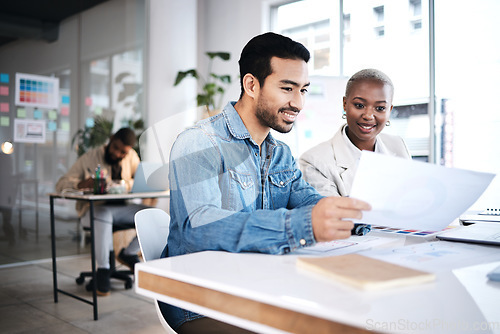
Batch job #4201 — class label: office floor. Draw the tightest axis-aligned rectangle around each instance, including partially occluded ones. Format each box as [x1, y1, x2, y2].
[0, 208, 165, 333]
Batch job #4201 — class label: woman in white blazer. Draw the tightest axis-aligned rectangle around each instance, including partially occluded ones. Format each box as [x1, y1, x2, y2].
[299, 68, 411, 197]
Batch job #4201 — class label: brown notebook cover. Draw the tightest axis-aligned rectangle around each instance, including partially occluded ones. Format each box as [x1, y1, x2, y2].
[297, 253, 435, 290]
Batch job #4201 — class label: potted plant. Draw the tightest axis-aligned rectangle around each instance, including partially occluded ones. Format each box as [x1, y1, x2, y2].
[174, 52, 232, 117]
[71, 116, 144, 157]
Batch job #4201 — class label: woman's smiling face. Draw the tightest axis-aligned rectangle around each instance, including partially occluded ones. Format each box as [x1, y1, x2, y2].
[343, 79, 393, 151]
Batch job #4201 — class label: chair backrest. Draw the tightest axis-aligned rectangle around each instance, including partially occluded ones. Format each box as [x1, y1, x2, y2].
[134, 208, 170, 261]
[134, 208, 177, 334]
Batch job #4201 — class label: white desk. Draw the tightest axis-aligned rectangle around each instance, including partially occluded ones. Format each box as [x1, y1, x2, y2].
[48, 191, 169, 320]
[135, 237, 500, 333]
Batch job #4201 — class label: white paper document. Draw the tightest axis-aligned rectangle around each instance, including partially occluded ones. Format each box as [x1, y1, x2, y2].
[350, 151, 496, 231]
[360, 240, 495, 272]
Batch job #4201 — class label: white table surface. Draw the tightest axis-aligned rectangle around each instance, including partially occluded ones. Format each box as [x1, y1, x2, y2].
[135, 236, 500, 334]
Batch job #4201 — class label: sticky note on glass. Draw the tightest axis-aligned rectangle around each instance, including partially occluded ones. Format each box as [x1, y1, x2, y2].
[48, 121, 57, 131]
[0, 116, 9, 126]
[0, 103, 9, 112]
[34, 109, 43, 119]
[60, 106, 70, 116]
[0, 73, 8, 83]
[17, 108, 26, 118]
[61, 121, 70, 131]
[86, 117, 95, 127]
[0, 86, 8, 96]
[48, 110, 57, 120]
[94, 107, 102, 115]
[61, 95, 70, 104]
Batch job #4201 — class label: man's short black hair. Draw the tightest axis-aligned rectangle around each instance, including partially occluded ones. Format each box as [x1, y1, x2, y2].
[112, 128, 136, 147]
[238, 32, 310, 98]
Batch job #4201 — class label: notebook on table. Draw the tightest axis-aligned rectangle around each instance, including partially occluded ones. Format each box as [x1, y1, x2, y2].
[297, 253, 435, 290]
[436, 223, 500, 246]
[131, 162, 169, 193]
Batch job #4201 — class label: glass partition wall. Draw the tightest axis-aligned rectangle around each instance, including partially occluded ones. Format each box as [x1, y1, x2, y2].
[0, 1, 146, 264]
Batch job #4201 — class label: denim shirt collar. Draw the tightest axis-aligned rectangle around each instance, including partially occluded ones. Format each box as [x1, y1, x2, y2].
[222, 101, 277, 146]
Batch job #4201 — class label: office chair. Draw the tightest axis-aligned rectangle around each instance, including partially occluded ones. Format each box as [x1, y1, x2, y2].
[134, 208, 177, 334]
[76, 224, 134, 291]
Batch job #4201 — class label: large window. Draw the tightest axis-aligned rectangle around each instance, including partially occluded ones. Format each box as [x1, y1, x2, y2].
[271, 0, 339, 76]
[410, 0, 423, 31]
[373, 5, 385, 37]
[434, 0, 500, 207]
[270, 0, 500, 209]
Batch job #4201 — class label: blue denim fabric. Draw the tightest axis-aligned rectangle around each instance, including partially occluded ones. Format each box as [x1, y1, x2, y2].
[160, 102, 324, 329]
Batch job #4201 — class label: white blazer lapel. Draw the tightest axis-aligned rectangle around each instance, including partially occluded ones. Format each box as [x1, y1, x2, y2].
[331, 128, 359, 196]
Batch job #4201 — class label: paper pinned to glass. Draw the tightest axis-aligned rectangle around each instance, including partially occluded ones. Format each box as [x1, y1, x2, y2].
[350, 151, 496, 231]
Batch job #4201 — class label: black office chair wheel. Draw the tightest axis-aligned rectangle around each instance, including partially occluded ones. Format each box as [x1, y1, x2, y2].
[85, 279, 95, 292]
[76, 248, 134, 292]
[76, 275, 85, 285]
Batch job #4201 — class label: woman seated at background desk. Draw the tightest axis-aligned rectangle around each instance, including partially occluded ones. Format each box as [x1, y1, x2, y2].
[299, 68, 411, 197]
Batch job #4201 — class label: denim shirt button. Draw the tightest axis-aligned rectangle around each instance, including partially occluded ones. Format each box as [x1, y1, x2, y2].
[300, 239, 306, 246]
[254, 152, 258, 157]
[279, 181, 284, 186]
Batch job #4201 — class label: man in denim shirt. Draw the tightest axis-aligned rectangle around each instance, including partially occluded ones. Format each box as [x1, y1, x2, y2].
[161, 32, 371, 333]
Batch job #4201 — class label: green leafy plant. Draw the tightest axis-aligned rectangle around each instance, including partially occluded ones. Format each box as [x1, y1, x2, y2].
[71, 116, 144, 157]
[71, 116, 113, 157]
[174, 52, 232, 114]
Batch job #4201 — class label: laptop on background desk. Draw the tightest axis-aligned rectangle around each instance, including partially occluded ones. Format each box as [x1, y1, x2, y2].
[459, 208, 500, 225]
[436, 223, 500, 246]
[131, 162, 169, 193]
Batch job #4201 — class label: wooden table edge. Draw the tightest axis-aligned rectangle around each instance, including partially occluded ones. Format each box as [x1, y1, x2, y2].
[138, 270, 375, 334]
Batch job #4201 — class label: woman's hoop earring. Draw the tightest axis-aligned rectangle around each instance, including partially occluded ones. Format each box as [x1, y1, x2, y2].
[386, 120, 391, 126]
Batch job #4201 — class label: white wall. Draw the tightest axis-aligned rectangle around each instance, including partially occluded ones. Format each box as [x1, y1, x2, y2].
[141, 0, 198, 164]
[196, 0, 266, 104]
[145, 0, 197, 126]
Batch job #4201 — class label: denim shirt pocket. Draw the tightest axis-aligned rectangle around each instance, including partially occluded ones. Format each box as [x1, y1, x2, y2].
[268, 170, 297, 208]
[226, 169, 256, 210]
